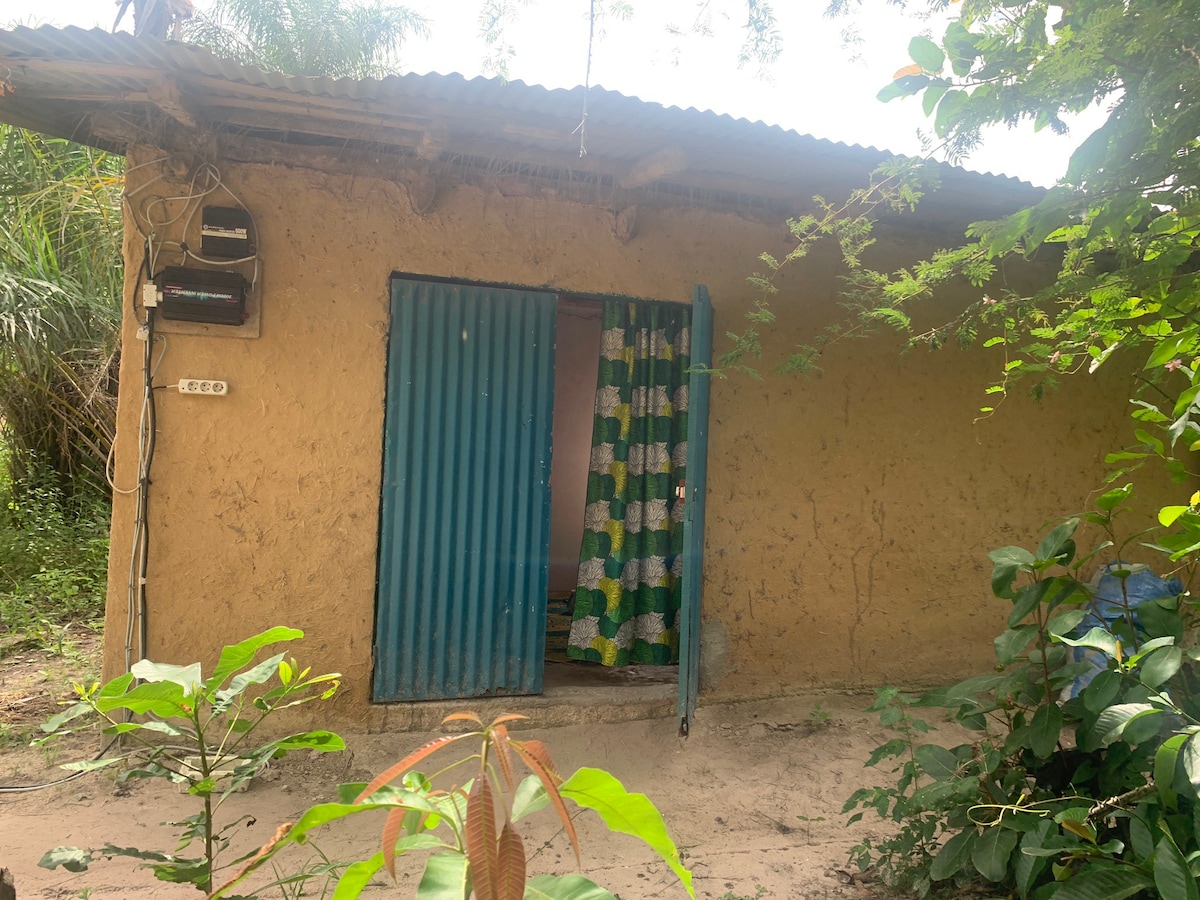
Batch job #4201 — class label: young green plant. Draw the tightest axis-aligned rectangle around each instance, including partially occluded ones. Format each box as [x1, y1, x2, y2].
[37, 626, 343, 894]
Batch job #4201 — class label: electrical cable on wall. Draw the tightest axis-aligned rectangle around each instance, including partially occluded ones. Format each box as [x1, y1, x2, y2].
[124, 305, 156, 674]
[7, 159, 263, 794]
[116, 159, 260, 671]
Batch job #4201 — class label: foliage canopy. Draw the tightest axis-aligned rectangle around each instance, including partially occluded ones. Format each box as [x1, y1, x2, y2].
[743, 0, 1200, 454]
[184, 0, 430, 78]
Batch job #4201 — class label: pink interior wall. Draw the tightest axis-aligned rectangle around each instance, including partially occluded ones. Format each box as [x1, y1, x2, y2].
[548, 301, 602, 594]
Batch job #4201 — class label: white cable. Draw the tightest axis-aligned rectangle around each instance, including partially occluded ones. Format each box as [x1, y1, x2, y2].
[151, 335, 168, 380]
[105, 438, 138, 496]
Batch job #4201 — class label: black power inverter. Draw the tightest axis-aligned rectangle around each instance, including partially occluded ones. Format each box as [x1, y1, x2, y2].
[157, 267, 246, 326]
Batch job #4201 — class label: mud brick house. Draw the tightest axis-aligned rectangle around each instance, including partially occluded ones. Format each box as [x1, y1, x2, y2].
[0, 25, 1149, 730]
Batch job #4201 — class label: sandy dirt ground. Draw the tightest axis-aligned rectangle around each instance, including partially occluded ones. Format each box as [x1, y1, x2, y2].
[0, 641, 920, 900]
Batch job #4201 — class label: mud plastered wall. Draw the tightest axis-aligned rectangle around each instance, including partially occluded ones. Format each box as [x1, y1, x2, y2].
[105, 146, 1161, 723]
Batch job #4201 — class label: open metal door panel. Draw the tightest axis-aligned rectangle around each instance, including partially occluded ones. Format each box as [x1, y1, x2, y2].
[678, 285, 712, 734]
[374, 279, 557, 701]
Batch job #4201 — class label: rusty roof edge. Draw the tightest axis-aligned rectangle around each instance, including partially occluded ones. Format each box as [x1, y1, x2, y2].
[0, 24, 1044, 195]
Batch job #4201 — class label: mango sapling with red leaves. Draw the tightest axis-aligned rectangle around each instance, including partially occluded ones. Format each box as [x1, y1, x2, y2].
[210, 711, 695, 900]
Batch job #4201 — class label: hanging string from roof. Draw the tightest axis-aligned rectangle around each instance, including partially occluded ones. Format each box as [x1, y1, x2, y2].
[573, 0, 596, 157]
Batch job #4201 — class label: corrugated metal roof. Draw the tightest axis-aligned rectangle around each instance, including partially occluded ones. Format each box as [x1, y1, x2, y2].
[0, 25, 830, 143]
[0, 25, 1040, 206]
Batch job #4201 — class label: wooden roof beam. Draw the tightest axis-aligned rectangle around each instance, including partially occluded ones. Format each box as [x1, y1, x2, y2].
[147, 76, 200, 129]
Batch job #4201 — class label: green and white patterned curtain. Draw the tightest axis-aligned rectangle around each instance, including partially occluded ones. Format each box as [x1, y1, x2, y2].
[567, 299, 691, 666]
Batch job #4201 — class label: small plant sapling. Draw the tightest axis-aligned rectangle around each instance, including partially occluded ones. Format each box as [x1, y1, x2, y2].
[37, 626, 343, 894]
[210, 711, 695, 900]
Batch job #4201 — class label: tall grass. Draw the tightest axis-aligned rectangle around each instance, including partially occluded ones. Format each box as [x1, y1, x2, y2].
[0, 127, 119, 652]
[0, 125, 123, 498]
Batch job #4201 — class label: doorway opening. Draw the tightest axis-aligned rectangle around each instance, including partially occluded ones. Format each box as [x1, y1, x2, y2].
[543, 296, 680, 691]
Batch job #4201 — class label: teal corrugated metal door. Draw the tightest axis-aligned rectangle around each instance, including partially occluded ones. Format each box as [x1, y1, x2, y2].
[374, 279, 557, 701]
[678, 285, 713, 735]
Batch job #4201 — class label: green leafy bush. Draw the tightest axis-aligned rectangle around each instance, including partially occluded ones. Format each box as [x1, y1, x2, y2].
[0, 461, 109, 653]
[846, 493, 1200, 898]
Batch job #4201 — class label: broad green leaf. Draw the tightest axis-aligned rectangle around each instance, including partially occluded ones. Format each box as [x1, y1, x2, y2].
[524, 874, 619, 900]
[1124, 709, 1165, 746]
[218, 653, 288, 701]
[1139, 601, 1185, 641]
[1154, 828, 1200, 900]
[1132, 637, 1181, 659]
[559, 767, 693, 895]
[1015, 821, 1053, 898]
[40, 701, 94, 733]
[1029, 703, 1063, 759]
[96, 672, 135, 698]
[917, 673, 1003, 708]
[1096, 484, 1133, 512]
[995, 624, 1038, 665]
[877, 74, 928, 103]
[988, 546, 1035, 598]
[130, 660, 203, 695]
[914, 744, 959, 780]
[146, 857, 210, 886]
[1181, 732, 1200, 798]
[942, 19, 978, 75]
[1036, 519, 1079, 564]
[205, 627, 304, 691]
[95, 680, 190, 717]
[1050, 866, 1152, 900]
[268, 730, 346, 753]
[930, 828, 975, 881]
[332, 839, 447, 900]
[971, 825, 1017, 882]
[1046, 609, 1087, 637]
[1082, 669, 1121, 713]
[260, 792, 450, 867]
[908, 35, 945, 72]
[1155, 734, 1188, 809]
[38, 847, 93, 872]
[1161, 506, 1191, 527]
[512, 773, 551, 822]
[415, 853, 470, 900]
[1140, 645, 1183, 688]
[1094, 703, 1157, 746]
[1130, 815, 1155, 859]
[332, 854, 385, 900]
[934, 89, 968, 136]
[1057, 627, 1119, 659]
[98, 719, 186, 740]
[1008, 581, 1051, 627]
[922, 81, 948, 117]
[1146, 330, 1198, 369]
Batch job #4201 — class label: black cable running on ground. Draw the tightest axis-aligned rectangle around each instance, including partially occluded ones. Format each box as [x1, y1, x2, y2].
[0, 735, 120, 793]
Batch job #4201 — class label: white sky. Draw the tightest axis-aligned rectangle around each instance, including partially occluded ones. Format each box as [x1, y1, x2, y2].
[5, 0, 1102, 187]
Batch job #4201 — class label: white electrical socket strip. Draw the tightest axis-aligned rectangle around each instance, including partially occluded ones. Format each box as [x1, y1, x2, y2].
[178, 379, 229, 395]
